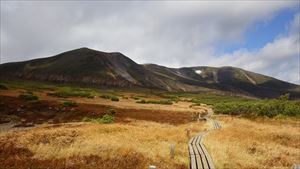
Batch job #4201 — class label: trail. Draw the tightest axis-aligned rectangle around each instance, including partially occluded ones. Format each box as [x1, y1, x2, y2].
[188, 109, 221, 169]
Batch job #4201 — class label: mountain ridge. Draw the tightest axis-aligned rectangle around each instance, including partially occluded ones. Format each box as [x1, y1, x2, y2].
[1, 47, 299, 98]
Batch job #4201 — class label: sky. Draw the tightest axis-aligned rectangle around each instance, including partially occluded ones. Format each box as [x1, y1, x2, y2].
[1, 1, 300, 84]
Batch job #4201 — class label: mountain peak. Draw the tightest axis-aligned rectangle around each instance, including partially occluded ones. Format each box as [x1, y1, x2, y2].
[0, 48, 299, 98]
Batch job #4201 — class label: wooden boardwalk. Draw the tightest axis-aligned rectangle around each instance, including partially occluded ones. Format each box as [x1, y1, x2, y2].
[188, 117, 221, 169]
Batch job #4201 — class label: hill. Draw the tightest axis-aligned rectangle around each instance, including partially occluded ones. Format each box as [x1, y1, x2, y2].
[0, 47, 299, 98]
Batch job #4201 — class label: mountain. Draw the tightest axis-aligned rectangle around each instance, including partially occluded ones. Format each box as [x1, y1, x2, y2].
[1, 47, 299, 98]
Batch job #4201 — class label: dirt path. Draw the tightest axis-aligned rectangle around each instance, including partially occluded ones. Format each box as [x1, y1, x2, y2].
[188, 109, 221, 169]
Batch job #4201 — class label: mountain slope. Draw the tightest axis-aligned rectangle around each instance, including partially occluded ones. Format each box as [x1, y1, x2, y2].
[1, 47, 299, 98]
[0, 48, 148, 88]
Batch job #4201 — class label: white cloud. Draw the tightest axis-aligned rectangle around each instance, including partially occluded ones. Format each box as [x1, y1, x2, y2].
[208, 12, 300, 84]
[0, 1, 299, 84]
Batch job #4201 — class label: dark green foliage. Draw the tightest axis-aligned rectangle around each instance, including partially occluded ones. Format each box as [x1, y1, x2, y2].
[0, 80, 56, 91]
[63, 101, 78, 107]
[106, 108, 116, 115]
[211, 95, 300, 118]
[99, 114, 115, 123]
[171, 92, 300, 118]
[100, 94, 111, 99]
[82, 114, 114, 124]
[0, 84, 8, 90]
[137, 99, 173, 105]
[100, 94, 119, 101]
[19, 93, 39, 101]
[47, 87, 93, 98]
[110, 96, 119, 102]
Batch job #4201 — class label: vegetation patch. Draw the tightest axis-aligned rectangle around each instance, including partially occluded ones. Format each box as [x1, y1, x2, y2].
[0, 84, 8, 90]
[100, 94, 119, 101]
[63, 101, 78, 107]
[48, 87, 94, 98]
[213, 99, 300, 118]
[189, 93, 300, 118]
[105, 108, 116, 115]
[19, 92, 39, 101]
[83, 114, 115, 124]
[136, 99, 173, 105]
[131, 96, 140, 100]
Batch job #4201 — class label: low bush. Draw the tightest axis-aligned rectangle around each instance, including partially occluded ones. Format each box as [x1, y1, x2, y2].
[47, 87, 93, 98]
[82, 114, 115, 124]
[132, 97, 140, 100]
[212, 94, 300, 118]
[0, 84, 8, 90]
[110, 96, 119, 102]
[19, 93, 39, 101]
[137, 99, 173, 105]
[63, 101, 78, 107]
[100, 94, 111, 99]
[106, 108, 116, 115]
[100, 94, 119, 101]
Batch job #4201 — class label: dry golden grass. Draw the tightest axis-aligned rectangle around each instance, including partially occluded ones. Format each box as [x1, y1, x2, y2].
[0, 119, 209, 169]
[204, 116, 300, 169]
[0, 88, 199, 113]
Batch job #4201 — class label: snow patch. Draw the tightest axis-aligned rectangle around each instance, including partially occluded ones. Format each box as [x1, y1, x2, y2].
[195, 70, 202, 74]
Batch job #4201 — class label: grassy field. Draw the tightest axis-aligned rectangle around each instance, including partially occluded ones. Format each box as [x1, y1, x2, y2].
[0, 120, 207, 169]
[205, 116, 300, 169]
[162, 92, 300, 118]
[0, 80, 300, 169]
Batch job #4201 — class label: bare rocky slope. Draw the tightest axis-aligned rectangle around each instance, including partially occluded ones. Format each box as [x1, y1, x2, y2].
[1, 47, 299, 98]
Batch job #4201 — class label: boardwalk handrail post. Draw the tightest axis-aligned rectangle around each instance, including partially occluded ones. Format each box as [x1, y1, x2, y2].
[170, 143, 175, 159]
[186, 128, 191, 139]
[149, 165, 156, 169]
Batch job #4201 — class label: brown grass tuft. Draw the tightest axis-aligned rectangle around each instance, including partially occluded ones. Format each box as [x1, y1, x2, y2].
[0, 120, 207, 169]
[204, 116, 300, 169]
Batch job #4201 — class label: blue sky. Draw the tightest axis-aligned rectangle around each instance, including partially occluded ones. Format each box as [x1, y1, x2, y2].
[219, 7, 300, 54]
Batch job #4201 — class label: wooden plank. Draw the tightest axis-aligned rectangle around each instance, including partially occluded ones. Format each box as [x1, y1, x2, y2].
[189, 136, 197, 169]
[190, 154, 197, 169]
[189, 144, 195, 155]
[188, 111, 220, 169]
[200, 139, 215, 169]
[193, 136, 204, 169]
[195, 135, 209, 169]
[189, 136, 196, 145]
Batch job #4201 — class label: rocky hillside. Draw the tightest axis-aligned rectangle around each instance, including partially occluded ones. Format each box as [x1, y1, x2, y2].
[1, 47, 299, 98]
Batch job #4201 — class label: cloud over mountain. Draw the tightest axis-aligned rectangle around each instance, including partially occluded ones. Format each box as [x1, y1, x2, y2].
[1, 1, 299, 83]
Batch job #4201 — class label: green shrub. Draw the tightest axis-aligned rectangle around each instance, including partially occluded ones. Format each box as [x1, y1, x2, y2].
[0, 84, 8, 90]
[99, 114, 115, 123]
[82, 114, 114, 124]
[100, 94, 119, 101]
[63, 101, 78, 107]
[212, 97, 300, 118]
[110, 96, 119, 102]
[47, 87, 93, 98]
[106, 108, 116, 115]
[19, 93, 39, 101]
[137, 99, 173, 105]
[82, 117, 91, 122]
[100, 94, 111, 99]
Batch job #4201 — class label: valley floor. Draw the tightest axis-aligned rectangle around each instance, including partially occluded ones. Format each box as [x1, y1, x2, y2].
[205, 116, 300, 169]
[0, 85, 299, 169]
